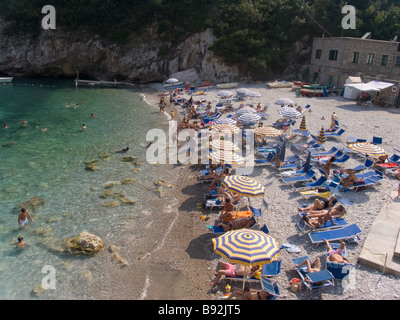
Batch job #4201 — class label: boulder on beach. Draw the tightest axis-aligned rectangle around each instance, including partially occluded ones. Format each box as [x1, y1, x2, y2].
[65, 231, 104, 254]
[86, 163, 100, 171]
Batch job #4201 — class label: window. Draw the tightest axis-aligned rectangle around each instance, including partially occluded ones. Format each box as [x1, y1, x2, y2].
[367, 54, 374, 64]
[352, 52, 359, 63]
[315, 49, 321, 59]
[329, 50, 338, 61]
[396, 56, 400, 67]
[381, 55, 388, 66]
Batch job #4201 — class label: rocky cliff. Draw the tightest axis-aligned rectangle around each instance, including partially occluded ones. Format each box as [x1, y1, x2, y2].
[0, 20, 244, 84]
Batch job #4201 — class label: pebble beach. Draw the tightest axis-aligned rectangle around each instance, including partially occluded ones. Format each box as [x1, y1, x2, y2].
[103, 82, 400, 301]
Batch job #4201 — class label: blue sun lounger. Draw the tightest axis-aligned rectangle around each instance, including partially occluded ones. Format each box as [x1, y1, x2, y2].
[325, 243, 354, 280]
[261, 260, 281, 277]
[281, 169, 316, 185]
[308, 223, 362, 245]
[296, 216, 349, 234]
[260, 277, 281, 300]
[291, 256, 334, 291]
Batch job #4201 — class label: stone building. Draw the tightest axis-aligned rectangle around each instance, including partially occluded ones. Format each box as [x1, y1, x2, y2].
[309, 33, 400, 107]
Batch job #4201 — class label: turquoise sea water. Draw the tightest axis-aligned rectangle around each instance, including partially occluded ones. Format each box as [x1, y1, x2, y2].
[0, 78, 177, 299]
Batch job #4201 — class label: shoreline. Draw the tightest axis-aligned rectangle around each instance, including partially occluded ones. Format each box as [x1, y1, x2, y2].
[104, 82, 400, 300]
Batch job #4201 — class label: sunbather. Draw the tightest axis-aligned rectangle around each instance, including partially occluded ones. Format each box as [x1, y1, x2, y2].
[210, 263, 261, 286]
[197, 168, 217, 182]
[373, 154, 388, 167]
[226, 286, 272, 300]
[295, 257, 321, 273]
[323, 156, 336, 176]
[340, 169, 358, 191]
[298, 195, 337, 213]
[216, 199, 235, 231]
[210, 168, 231, 189]
[323, 239, 351, 264]
[302, 204, 346, 228]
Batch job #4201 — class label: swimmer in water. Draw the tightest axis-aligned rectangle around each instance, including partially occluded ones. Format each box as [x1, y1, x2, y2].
[11, 235, 28, 250]
[82, 124, 87, 130]
[42, 127, 47, 132]
[67, 102, 71, 108]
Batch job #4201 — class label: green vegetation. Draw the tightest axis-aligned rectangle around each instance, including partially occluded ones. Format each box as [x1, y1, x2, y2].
[1, 0, 399, 79]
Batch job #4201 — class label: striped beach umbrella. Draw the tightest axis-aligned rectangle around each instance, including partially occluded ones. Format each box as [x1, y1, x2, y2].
[217, 90, 234, 97]
[253, 126, 282, 137]
[246, 91, 262, 98]
[278, 106, 301, 119]
[348, 142, 386, 157]
[221, 175, 265, 197]
[236, 88, 250, 95]
[212, 229, 280, 266]
[238, 113, 261, 123]
[275, 98, 293, 105]
[214, 117, 237, 125]
[211, 123, 241, 134]
[317, 127, 326, 145]
[208, 151, 245, 165]
[299, 116, 307, 131]
[236, 107, 257, 115]
[210, 140, 240, 152]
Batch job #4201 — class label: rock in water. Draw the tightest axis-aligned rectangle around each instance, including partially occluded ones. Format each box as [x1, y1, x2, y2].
[65, 231, 104, 254]
[16, 197, 45, 213]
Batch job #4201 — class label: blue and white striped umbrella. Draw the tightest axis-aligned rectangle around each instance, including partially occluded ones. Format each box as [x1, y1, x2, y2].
[236, 88, 250, 95]
[275, 98, 294, 105]
[236, 107, 257, 115]
[214, 117, 237, 125]
[246, 91, 262, 98]
[217, 90, 234, 97]
[238, 113, 261, 122]
[278, 106, 301, 119]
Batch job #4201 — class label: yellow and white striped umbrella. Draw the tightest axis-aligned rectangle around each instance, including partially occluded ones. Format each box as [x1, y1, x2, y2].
[253, 126, 282, 137]
[208, 151, 245, 165]
[348, 142, 386, 157]
[211, 123, 241, 134]
[221, 175, 265, 197]
[210, 140, 241, 152]
[212, 229, 280, 266]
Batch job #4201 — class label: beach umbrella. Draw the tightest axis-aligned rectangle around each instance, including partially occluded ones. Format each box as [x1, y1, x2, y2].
[317, 127, 326, 145]
[275, 98, 294, 105]
[238, 113, 261, 123]
[278, 107, 301, 119]
[221, 175, 265, 197]
[348, 142, 386, 157]
[214, 117, 237, 125]
[303, 151, 311, 173]
[210, 140, 241, 152]
[208, 151, 245, 165]
[253, 127, 282, 137]
[236, 107, 257, 115]
[299, 116, 307, 131]
[236, 88, 250, 95]
[278, 140, 286, 162]
[165, 78, 179, 84]
[212, 229, 280, 266]
[217, 90, 234, 97]
[211, 123, 241, 134]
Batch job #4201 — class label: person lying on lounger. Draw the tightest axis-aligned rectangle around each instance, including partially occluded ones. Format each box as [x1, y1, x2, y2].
[295, 257, 321, 273]
[323, 239, 351, 264]
[298, 195, 337, 213]
[340, 169, 358, 191]
[197, 168, 217, 182]
[301, 204, 346, 229]
[210, 263, 261, 286]
[226, 286, 272, 300]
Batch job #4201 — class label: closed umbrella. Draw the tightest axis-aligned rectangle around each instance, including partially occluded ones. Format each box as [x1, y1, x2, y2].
[221, 175, 265, 197]
[299, 116, 307, 131]
[317, 127, 326, 145]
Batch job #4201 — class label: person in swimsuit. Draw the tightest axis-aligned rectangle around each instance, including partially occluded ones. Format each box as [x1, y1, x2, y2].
[323, 156, 336, 176]
[324, 239, 351, 264]
[295, 257, 321, 273]
[301, 204, 346, 229]
[298, 195, 337, 213]
[18, 208, 34, 227]
[340, 169, 358, 191]
[210, 263, 261, 286]
[11, 235, 28, 250]
[227, 286, 271, 300]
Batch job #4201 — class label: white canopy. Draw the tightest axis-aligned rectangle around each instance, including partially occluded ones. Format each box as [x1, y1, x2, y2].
[343, 83, 380, 92]
[366, 81, 395, 90]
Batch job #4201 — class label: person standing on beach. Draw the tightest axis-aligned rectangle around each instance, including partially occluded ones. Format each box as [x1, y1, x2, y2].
[171, 110, 175, 120]
[18, 208, 34, 227]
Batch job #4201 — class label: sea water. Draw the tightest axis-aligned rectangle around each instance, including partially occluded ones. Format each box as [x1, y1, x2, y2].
[0, 78, 178, 299]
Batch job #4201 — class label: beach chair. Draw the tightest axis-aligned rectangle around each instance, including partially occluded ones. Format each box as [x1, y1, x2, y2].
[291, 256, 334, 291]
[260, 277, 281, 300]
[319, 154, 350, 165]
[254, 151, 276, 166]
[296, 215, 349, 234]
[308, 224, 362, 245]
[280, 169, 316, 185]
[299, 188, 332, 200]
[351, 158, 374, 172]
[324, 128, 345, 139]
[375, 154, 400, 172]
[325, 243, 354, 281]
[261, 260, 281, 278]
[293, 175, 328, 192]
[372, 136, 383, 145]
[310, 147, 341, 158]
